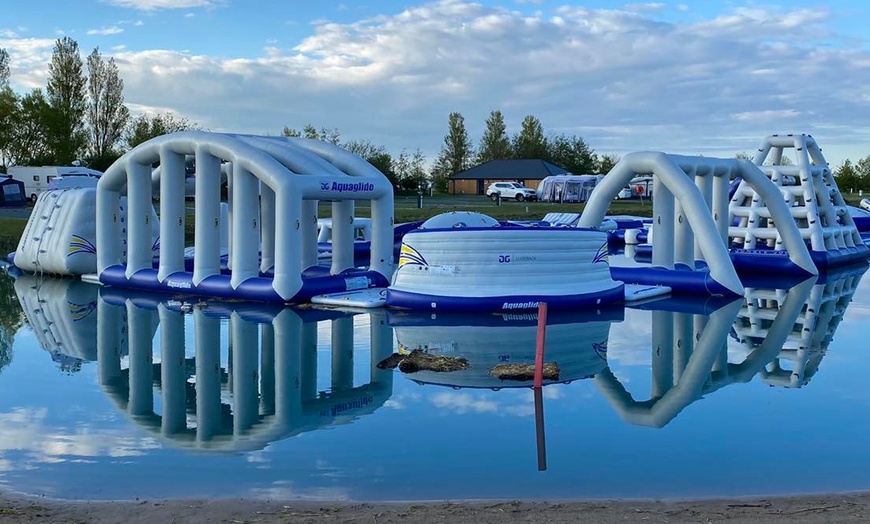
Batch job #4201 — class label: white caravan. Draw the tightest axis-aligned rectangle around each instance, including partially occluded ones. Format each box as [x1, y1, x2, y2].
[7, 165, 103, 203]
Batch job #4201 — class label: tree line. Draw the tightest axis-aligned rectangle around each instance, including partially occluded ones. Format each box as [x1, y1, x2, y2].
[0, 38, 195, 172]
[286, 111, 617, 194]
[429, 110, 617, 192]
[281, 124, 429, 192]
[834, 158, 870, 193]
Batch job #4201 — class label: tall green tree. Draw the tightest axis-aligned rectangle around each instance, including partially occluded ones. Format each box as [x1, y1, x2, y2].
[432, 112, 473, 192]
[345, 139, 397, 187]
[6, 90, 53, 166]
[394, 148, 428, 191]
[281, 124, 340, 144]
[547, 134, 597, 174]
[476, 110, 511, 164]
[86, 47, 129, 169]
[596, 153, 620, 174]
[835, 159, 860, 192]
[512, 115, 547, 159]
[0, 48, 14, 170]
[46, 36, 88, 164]
[125, 112, 196, 149]
[855, 155, 870, 178]
[0, 88, 15, 171]
[0, 48, 9, 89]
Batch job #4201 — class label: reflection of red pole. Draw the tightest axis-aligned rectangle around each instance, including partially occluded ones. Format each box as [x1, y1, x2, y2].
[534, 387, 547, 471]
[534, 302, 548, 388]
[534, 302, 548, 471]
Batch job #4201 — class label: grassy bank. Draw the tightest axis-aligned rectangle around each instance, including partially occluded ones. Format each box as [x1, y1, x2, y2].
[0, 219, 26, 255]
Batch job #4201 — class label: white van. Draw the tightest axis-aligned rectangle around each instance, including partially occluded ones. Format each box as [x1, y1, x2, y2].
[7, 166, 103, 203]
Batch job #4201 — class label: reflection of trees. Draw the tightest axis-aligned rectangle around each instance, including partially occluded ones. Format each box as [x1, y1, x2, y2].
[0, 271, 25, 373]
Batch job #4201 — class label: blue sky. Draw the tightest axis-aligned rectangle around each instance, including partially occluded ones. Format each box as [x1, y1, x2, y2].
[2, 0, 870, 167]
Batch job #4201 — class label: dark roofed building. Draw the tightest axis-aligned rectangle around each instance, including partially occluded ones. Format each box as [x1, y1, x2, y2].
[448, 159, 569, 195]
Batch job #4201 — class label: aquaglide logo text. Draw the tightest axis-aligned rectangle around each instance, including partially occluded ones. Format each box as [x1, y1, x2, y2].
[321, 181, 375, 193]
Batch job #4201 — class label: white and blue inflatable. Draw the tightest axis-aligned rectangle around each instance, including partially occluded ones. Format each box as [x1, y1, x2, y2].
[7, 131, 869, 312]
[386, 212, 624, 311]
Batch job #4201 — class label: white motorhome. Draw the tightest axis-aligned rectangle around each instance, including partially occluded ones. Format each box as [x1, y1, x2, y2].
[7, 165, 103, 203]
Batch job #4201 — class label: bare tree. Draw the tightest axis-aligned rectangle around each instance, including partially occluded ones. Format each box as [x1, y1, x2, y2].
[86, 47, 129, 164]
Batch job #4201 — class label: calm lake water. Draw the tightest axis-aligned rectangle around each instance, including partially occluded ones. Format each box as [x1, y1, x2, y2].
[0, 264, 868, 501]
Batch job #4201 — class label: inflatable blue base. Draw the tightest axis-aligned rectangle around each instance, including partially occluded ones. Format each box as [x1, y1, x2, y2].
[632, 244, 869, 274]
[609, 265, 738, 297]
[99, 287, 357, 323]
[99, 265, 389, 303]
[386, 284, 625, 312]
[730, 244, 869, 272]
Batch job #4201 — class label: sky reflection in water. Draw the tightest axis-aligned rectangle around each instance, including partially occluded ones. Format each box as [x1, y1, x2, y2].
[0, 264, 867, 501]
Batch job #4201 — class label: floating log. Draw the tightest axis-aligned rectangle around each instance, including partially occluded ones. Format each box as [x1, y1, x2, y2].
[490, 362, 560, 381]
[374, 348, 471, 373]
[376, 353, 405, 370]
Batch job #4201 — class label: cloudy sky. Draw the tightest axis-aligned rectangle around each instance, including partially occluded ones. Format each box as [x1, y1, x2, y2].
[2, 0, 870, 167]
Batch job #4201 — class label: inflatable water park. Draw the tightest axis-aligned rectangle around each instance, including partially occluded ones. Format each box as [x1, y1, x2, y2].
[8, 249, 861, 446]
[6, 131, 870, 312]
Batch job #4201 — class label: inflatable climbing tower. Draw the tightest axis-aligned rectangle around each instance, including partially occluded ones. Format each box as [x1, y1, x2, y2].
[729, 134, 868, 269]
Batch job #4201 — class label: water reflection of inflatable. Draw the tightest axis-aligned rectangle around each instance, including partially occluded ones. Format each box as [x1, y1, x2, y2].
[388, 309, 623, 388]
[12, 277, 394, 452]
[598, 262, 867, 427]
[13, 274, 103, 370]
[9, 259, 866, 437]
[735, 263, 866, 388]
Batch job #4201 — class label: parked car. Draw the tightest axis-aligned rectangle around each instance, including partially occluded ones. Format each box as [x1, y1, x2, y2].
[614, 177, 654, 200]
[486, 182, 537, 202]
[615, 186, 634, 200]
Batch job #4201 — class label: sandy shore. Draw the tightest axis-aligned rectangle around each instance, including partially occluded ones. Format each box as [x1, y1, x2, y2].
[1, 492, 868, 523]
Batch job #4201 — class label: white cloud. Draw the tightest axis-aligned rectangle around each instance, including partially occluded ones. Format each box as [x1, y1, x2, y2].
[430, 391, 497, 414]
[87, 26, 124, 36]
[0, 408, 159, 470]
[623, 3, 666, 13]
[0, 36, 56, 89]
[5, 1, 870, 164]
[106, 0, 223, 11]
[732, 109, 801, 122]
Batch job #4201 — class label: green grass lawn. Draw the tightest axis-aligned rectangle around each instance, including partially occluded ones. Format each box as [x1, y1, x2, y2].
[0, 218, 26, 254]
[0, 192, 865, 250]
